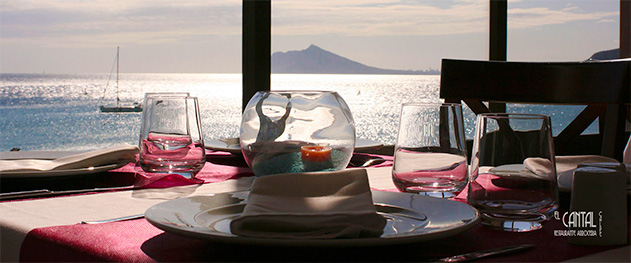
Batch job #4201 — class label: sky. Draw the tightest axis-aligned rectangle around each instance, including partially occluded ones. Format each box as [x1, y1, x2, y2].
[0, 0, 621, 74]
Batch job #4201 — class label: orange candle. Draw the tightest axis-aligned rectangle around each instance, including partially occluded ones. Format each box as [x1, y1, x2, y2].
[301, 145, 332, 162]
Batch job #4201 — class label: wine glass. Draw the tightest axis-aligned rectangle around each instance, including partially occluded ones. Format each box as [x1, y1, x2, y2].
[468, 113, 559, 232]
[392, 102, 468, 198]
[138, 94, 205, 178]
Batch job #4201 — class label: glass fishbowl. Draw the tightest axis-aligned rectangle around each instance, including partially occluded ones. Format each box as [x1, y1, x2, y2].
[240, 91, 356, 176]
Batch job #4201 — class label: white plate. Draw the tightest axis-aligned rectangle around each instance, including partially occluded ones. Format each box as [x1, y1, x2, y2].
[205, 138, 241, 153]
[0, 151, 128, 179]
[145, 191, 479, 247]
[0, 150, 85, 160]
[205, 138, 383, 154]
[557, 170, 575, 192]
[557, 164, 631, 193]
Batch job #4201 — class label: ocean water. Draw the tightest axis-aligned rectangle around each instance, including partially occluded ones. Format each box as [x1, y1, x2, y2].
[0, 73, 594, 151]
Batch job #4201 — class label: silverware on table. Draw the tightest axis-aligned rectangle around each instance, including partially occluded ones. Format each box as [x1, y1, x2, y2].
[0, 185, 135, 200]
[80, 214, 145, 224]
[427, 244, 535, 262]
[348, 155, 386, 167]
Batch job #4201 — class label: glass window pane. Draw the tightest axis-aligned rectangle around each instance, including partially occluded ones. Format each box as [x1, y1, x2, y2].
[508, 0, 619, 62]
[0, 1, 243, 150]
[507, 0, 619, 135]
[506, 104, 597, 136]
[271, 1, 488, 144]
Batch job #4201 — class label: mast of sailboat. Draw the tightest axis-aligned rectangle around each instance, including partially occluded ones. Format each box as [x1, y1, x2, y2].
[116, 46, 120, 107]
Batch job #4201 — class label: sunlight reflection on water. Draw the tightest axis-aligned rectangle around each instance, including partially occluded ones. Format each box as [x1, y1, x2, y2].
[0, 73, 593, 151]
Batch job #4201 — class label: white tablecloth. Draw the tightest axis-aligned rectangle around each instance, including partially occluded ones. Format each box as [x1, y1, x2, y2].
[0, 167, 395, 262]
[1, 166, 628, 262]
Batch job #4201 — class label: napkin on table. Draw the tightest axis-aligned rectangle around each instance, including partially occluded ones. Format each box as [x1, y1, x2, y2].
[230, 169, 387, 239]
[0, 144, 139, 172]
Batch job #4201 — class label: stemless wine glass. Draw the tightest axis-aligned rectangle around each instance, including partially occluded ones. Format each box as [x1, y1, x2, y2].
[468, 113, 559, 232]
[138, 94, 205, 178]
[139, 92, 190, 140]
[392, 103, 468, 198]
[240, 90, 355, 176]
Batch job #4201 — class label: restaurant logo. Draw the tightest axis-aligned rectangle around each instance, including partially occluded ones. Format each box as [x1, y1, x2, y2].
[553, 211, 602, 237]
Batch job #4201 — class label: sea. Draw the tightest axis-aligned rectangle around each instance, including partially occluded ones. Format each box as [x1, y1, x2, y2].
[0, 73, 595, 151]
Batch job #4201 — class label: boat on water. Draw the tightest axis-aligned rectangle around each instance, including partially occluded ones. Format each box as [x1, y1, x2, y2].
[100, 102, 142, 113]
[100, 46, 142, 113]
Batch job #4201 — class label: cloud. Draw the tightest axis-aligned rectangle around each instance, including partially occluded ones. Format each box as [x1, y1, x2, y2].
[508, 6, 617, 29]
[272, 0, 488, 36]
[0, 0, 620, 47]
[0, 0, 235, 13]
[272, 0, 617, 36]
[0, 0, 241, 47]
[598, 19, 616, 23]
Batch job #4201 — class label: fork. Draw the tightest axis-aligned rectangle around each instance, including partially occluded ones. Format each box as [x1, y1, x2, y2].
[80, 214, 145, 224]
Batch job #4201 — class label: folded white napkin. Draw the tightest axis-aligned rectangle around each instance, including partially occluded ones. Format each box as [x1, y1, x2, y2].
[0, 144, 139, 172]
[523, 155, 626, 189]
[230, 169, 387, 239]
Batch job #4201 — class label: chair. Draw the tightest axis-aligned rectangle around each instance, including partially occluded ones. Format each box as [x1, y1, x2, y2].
[439, 58, 631, 161]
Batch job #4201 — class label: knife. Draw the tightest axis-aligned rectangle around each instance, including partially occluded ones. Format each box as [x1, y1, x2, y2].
[427, 244, 535, 262]
[0, 186, 135, 200]
[80, 214, 145, 224]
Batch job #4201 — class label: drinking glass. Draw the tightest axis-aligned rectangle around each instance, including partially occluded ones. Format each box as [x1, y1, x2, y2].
[240, 90, 355, 176]
[392, 103, 468, 198]
[138, 94, 205, 178]
[468, 113, 559, 232]
[139, 92, 190, 139]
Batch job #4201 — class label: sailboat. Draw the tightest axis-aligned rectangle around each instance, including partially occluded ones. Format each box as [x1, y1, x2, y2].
[100, 47, 142, 113]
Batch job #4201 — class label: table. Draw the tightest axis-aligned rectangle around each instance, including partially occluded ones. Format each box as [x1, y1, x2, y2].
[1, 151, 629, 262]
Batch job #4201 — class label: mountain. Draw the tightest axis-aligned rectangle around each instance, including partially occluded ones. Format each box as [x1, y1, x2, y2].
[588, 48, 619, 60]
[271, 45, 439, 75]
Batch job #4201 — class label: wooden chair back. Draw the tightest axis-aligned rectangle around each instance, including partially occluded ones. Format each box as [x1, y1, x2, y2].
[440, 58, 630, 160]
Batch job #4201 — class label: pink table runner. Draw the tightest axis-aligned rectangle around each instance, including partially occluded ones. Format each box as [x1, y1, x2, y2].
[18, 153, 629, 262]
[125, 152, 390, 189]
[119, 151, 255, 188]
[20, 211, 628, 262]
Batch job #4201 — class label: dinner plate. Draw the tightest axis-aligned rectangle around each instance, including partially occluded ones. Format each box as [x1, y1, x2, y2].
[0, 150, 85, 160]
[145, 191, 480, 246]
[557, 170, 575, 192]
[484, 164, 631, 193]
[557, 164, 631, 193]
[205, 138, 241, 153]
[0, 151, 128, 179]
[205, 138, 383, 154]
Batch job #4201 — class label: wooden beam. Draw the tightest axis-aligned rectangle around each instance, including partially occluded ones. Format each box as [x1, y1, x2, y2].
[621, 0, 630, 58]
[242, 0, 271, 111]
[554, 104, 606, 152]
[489, 0, 507, 113]
[490, 0, 507, 61]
